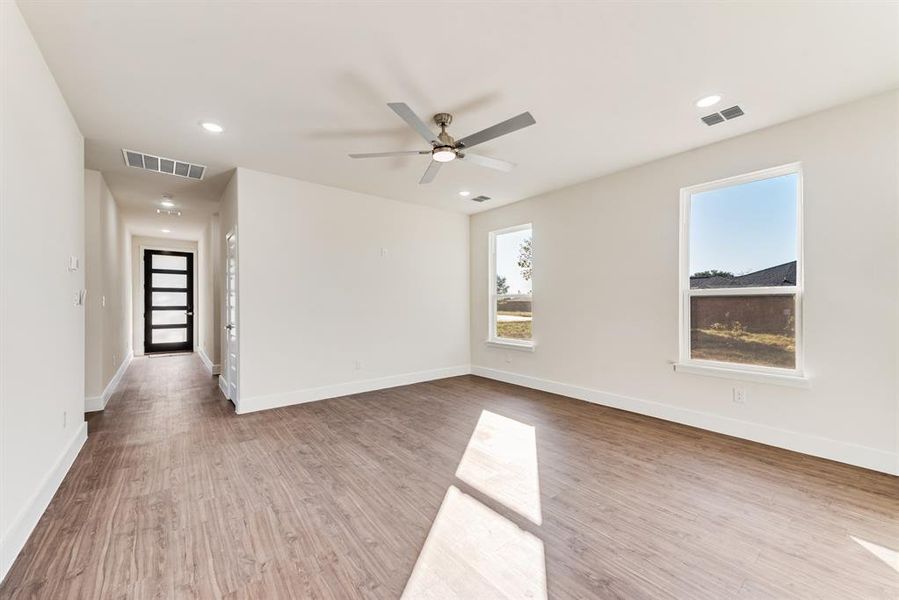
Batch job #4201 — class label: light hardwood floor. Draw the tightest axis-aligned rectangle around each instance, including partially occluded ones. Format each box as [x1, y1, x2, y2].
[1, 354, 897, 598]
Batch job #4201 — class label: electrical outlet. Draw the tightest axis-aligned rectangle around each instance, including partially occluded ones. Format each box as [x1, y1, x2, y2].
[101, 295, 106, 307]
[733, 388, 747, 404]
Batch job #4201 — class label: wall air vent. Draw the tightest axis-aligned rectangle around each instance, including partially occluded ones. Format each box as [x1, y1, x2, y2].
[121, 149, 206, 180]
[471, 195, 491, 203]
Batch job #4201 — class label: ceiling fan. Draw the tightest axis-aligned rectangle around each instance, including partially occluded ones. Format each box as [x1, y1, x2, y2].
[349, 102, 536, 184]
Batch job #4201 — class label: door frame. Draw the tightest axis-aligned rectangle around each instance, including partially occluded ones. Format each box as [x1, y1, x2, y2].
[222, 229, 239, 407]
[137, 243, 198, 355]
[143, 249, 194, 354]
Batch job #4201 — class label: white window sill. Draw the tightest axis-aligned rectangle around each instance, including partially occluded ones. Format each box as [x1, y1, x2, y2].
[674, 362, 809, 388]
[486, 339, 536, 352]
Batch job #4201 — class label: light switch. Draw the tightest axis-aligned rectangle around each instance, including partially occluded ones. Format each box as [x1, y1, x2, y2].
[67, 256, 79, 271]
[101, 295, 106, 307]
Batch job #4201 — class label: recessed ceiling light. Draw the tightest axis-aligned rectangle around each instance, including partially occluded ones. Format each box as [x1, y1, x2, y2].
[160, 199, 174, 207]
[459, 190, 471, 197]
[161, 229, 171, 233]
[696, 94, 722, 108]
[200, 121, 224, 133]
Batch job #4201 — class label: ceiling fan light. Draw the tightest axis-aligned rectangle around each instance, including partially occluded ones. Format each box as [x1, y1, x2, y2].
[432, 148, 456, 163]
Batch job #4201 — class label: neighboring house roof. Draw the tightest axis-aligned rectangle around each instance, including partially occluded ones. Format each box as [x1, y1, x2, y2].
[690, 261, 797, 289]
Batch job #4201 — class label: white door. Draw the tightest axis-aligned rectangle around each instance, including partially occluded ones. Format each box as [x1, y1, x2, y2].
[224, 231, 239, 404]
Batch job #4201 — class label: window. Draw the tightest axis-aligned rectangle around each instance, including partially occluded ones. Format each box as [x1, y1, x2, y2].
[679, 164, 803, 379]
[489, 224, 533, 348]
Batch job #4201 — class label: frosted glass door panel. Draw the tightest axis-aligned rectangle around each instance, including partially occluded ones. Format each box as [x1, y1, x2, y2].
[152, 272, 188, 288]
[152, 292, 187, 307]
[152, 254, 187, 270]
[152, 310, 187, 325]
[152, 328, 187, 344]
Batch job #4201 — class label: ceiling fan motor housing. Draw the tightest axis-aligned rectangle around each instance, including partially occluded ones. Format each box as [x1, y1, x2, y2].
[433, 112, 456, 151]
[433, 112, 453, 127]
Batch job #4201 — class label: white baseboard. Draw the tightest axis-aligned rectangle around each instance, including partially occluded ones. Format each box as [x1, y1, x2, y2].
[84, 350, 133, 412]
[471, 366, 897, 476]
[197, 347, 221, 375]
[218, 374, 229, 399]
[0, 421, 87, 582]
[237, 365, 471, 415]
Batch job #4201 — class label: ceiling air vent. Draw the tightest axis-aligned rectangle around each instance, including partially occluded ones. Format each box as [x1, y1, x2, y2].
[471, 195, 491, 203]
[121, 149, 206, 180]
[720, 105, 745, 120]
[125, 150, 144, 168]
[701, 105, 745, 126]
[701, 113, 725, 126]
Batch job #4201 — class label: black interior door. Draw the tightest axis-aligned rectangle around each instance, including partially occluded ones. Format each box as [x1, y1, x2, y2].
[144, 249, 194, 354]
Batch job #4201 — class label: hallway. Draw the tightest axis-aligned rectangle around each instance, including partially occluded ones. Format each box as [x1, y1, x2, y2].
[1, 354, 229, 598]
[2, 354, 898, 598]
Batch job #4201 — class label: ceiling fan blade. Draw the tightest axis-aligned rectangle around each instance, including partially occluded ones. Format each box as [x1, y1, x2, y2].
[387, 102, 439, 145]
[459, 153, 515, 172]
[455, 112, 536, 149]
[419, 160, 442, 184]
[349, 150, 429, 159]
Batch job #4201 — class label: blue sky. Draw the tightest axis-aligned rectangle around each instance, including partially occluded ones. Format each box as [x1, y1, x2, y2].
[496, 228, 532, 294]
[690, 173, 798, 275]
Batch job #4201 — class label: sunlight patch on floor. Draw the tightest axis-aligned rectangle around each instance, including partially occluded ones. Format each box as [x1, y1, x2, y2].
[455, 410, 542, 525]
[851, 536, 899, 573]
[401, 485, 547, 600]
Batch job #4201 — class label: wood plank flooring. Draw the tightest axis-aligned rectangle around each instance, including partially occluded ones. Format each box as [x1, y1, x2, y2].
[1, 354, 897, 598]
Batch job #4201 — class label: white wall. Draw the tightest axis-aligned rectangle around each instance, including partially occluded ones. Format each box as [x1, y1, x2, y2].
[0, 1, 87, 579]
[130, 236, 198, 356]
[84, 170, 130, 409]
[84, 171, 103, 399]
[231, 167, 470, 413]
[198, 213, 221, 372]
[470, 91, 899, 474]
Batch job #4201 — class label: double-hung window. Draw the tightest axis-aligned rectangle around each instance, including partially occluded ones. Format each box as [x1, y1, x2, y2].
[488, 224, 533, 349]
[679, 164, 804, 382]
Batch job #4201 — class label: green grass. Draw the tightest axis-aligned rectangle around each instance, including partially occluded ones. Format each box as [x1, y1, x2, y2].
[692, 328, 795, 368]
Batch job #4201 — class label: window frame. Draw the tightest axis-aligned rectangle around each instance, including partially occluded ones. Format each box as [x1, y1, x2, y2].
[677, 163, 805, 383]
[488, 223, 535, 351]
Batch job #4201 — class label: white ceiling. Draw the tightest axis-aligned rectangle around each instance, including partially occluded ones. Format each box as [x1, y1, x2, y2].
[19, 1, 899, 232]
[87, 140, 231, 239]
